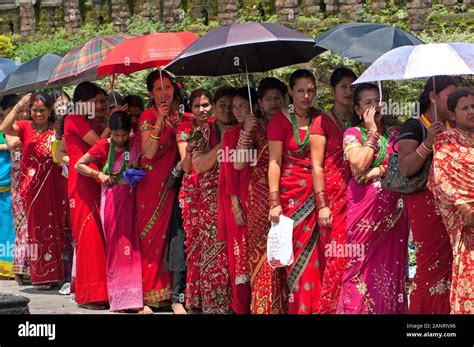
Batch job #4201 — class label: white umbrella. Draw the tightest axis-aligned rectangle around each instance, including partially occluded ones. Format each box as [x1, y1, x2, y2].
[353, 42, 474, 120]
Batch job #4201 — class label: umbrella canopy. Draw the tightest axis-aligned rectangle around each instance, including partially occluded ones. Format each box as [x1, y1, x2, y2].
[47, 34, 136, 87]
[0, 53, 63, 96]
[97, 32, 199, 76]
[0, 58, 20, 84]
[314, 22, 424, 64]
[353, 42, 474, 84]
[165, 22, 325, 76]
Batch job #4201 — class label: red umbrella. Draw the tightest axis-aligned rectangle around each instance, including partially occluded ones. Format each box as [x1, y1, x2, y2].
[96, 32, 199, 77]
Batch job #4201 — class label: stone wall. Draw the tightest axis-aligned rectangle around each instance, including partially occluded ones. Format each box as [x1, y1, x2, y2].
[0, 0, 472, 37]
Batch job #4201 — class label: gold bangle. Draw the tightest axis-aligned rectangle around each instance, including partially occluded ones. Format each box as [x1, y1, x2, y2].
[231, 206, 242, 215]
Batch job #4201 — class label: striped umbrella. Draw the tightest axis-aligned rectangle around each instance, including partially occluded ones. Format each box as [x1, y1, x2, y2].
[47, 34, 136, 87]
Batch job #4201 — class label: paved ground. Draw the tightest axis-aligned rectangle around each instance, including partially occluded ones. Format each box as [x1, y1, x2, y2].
[0, 278, 172, 314]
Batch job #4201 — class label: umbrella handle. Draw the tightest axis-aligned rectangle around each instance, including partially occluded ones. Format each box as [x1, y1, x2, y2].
[244, 53, 253, 114]
[432, 76, 438, 122]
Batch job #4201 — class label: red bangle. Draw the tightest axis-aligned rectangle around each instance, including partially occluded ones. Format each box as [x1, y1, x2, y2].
[315, 192, 328, 211]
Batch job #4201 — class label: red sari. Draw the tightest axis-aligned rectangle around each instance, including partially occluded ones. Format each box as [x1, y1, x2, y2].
[218, 124, 251, 314]
[17, 120, 67, 285]
[137, 108, 177, 307]
[63, 114, 107, 304]
[267, 111, 322, 314]
[247, 122, 288, 314]
[176, 120, 200, 256]
[407, 189, 452, 314]
[428, 129, 474, 314]
[186, 122, 232, 313]
[310, 114, 351, 314]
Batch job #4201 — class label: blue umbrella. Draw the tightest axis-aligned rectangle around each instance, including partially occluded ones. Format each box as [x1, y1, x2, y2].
[0, 58, 20, 83]
[314, 23, 424, 64]
[0, 54, 63, 96]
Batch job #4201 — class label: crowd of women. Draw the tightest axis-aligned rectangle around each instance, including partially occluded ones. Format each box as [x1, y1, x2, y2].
[0, 66, 472, 314]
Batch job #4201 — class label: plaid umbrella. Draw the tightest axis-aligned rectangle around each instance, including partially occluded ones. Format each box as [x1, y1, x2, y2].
[47, 34, 136, 87]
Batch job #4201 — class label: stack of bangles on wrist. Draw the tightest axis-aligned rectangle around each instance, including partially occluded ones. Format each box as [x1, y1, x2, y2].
[238, 129, 253, 149]
[171, 167, 182, 178]
[13, 104, 23, 114]
[231, 205, 242, 215]
[90, 169, 100, 181]
[365, 131, 380, 150]
[378, 165, 388, 177]
[315, 191, 328, 211]
[269, 191, 281, 209]
[415, 141, 433, 158]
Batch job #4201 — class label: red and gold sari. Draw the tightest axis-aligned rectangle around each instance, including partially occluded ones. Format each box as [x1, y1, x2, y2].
[17, 120, 68, 286]
[267, 111, 322, 314]
[186, 121, 232, 314]
[137, 108, 177, 307]
[428, 128, 474, 314]
[247, 122, 288, 314]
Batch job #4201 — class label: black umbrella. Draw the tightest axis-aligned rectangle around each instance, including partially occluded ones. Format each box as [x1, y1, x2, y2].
[165, 22, 325, 112]
[166, 22, 324, 76]
[314, 23, 424, 64]
[0, 53, 63, 96]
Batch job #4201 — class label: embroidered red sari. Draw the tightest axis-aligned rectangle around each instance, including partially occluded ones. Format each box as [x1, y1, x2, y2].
[428, 128, 474, 314]
[310, 114, 351, 314]
[247, 122, 288, 314]
[267, 111, 322, 314]
[186, 122, 232, 314]
[137, 108, 177, 307]
[219, 124, 251, 314]
[17, 120, 67, 285]
[63, 114, 107, 304]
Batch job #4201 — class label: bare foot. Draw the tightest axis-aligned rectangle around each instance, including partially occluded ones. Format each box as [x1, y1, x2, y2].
[15, 274, 24, 285]
[138, 305, 153, 315]
[171, 303, 187, 315]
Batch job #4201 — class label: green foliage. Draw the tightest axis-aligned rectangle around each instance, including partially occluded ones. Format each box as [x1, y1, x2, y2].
[126, 14, 165, 35]
[0, 34, 14, 58]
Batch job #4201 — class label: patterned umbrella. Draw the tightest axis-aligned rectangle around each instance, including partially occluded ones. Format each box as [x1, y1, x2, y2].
[47, 34, 136, 87]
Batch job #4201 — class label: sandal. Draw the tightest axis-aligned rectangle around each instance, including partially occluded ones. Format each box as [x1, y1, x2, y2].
[78, 302, 109, 311]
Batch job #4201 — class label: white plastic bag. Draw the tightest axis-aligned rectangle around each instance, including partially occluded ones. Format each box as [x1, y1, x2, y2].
[267, 215, 294, 268]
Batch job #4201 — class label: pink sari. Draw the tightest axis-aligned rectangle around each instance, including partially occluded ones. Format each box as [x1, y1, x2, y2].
[338, 126, 409, 314]
[89, 136, 143, 312]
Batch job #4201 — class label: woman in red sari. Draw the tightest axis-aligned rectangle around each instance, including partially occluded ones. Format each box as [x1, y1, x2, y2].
[137, 70, 179, 313]
[218, 86, 258, 314]
[428, 89, 474, 314]
[234, 78, 289, 314]
[187, 89, 233, 314]
[399, 76, 457, 314]
[309, 68, 356, 314]
[1, 92, 67, 290]
[268, 69, 323, 314]
[62, 82, 111, 308]
[75, 111, 144, 312]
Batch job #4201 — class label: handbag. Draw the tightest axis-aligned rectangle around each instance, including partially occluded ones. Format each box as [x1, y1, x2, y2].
[381, 119, 431, 194]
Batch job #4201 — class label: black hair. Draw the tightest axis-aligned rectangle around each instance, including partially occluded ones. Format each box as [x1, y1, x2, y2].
[146, 69, 173, 92]
[289, 69, 316, 88]
[447, 88, 474, 113]
[30, 92, 55, 122]
[122, 95, 144, 111]
[214, 86, 237, 103]
[330, 67, 357, 88]
[1, 94, 20, 111]
[353, 83, 379, 106]
[257, 77, 288, 99]
[146, 70, 174, 107]
[109, 111, 132, 132]
[52, 90, 70, 101]
[189, 88, 213, 107]
[73, 81, 107, 103]
[419, 76, 458, 115]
